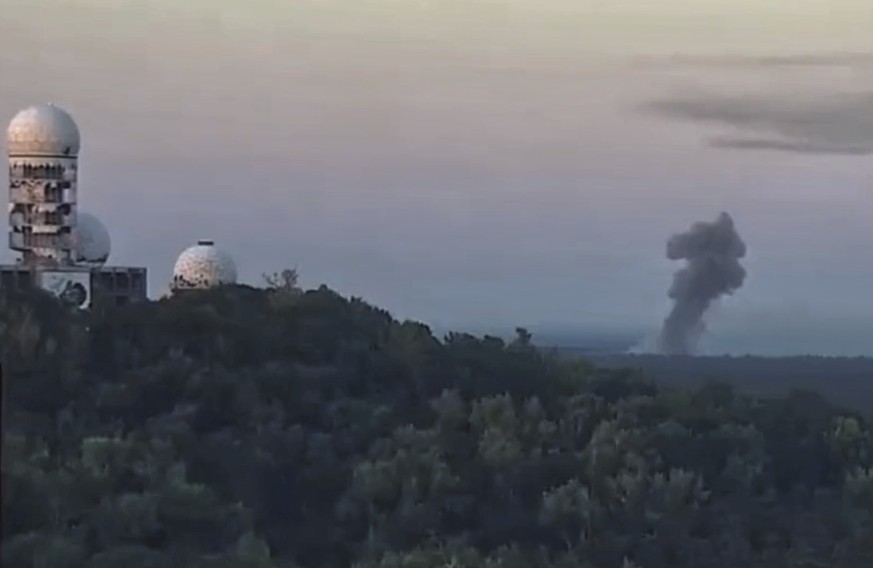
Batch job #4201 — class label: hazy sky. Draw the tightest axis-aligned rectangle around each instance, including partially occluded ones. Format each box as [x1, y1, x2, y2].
[2, 0, 873, 354]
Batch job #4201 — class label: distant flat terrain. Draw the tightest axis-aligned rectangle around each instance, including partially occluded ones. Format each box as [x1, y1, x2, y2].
[561, 351, 873, 415]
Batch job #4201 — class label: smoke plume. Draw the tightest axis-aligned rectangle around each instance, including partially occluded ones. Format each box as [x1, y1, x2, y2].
[657, 212, 747, 355]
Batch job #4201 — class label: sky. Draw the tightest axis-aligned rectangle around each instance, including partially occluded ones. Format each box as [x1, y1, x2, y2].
[2, 0, 873, 354]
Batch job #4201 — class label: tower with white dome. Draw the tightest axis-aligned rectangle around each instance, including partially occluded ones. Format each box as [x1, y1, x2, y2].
[2, 102, 147, 307]
[171, 239, 237, 291]
[7, 103, 80, 265]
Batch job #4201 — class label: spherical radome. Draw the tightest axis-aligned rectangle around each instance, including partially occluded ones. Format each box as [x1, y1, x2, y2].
[72, 212, 111, 266]
[7, 103, 81, 157]
[172, 240, 238, 290]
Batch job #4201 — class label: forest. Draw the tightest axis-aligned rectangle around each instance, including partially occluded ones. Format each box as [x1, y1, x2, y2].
[588, 354, 873, 414]
[2, 274, 873, 567]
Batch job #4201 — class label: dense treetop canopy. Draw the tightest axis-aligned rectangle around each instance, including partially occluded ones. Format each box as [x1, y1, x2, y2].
[2, 279, 872, 567]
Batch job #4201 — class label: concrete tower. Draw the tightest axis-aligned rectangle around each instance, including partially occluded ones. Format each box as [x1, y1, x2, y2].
[7, 103, 81, 266]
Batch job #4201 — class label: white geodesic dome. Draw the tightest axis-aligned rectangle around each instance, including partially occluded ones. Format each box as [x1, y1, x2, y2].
[171, 240, 237, 290]
[7, 103, 81, 157]
[72, 212, 111, 266]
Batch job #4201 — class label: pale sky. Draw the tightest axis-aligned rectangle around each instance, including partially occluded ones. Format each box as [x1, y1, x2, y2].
[2, 0, 873, 354]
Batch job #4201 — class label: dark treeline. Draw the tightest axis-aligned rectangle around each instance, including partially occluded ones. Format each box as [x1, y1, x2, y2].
[589, 354, 873, 414]
[2, 279, 873, 567]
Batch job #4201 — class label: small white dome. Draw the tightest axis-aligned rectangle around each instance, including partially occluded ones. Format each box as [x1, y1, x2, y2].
[7, 103, 81, 157]
[72, 212, 111, 266]
[172, 240, 237, 290]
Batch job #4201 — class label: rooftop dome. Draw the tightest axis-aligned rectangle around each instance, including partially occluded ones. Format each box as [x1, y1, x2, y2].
[7, 103, 81, 158]
[172, 240, 237, 290]
[72, 212, 111, 266]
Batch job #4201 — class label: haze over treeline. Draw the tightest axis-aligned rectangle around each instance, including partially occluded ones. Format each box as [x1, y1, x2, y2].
[532, 311, 873, 358]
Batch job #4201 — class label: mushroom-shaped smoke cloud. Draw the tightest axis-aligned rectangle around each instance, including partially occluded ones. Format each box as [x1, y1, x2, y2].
[657, 212, 747, 356]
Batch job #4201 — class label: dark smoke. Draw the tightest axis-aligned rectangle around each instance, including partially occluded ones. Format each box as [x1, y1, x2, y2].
[657, 212, 747, 355]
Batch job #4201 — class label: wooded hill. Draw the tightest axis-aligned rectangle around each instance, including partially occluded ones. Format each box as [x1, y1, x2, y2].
[2, 279, 872, 567]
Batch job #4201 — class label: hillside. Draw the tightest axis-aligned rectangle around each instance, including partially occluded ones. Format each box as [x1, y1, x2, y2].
[2, 283, 873, 568]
